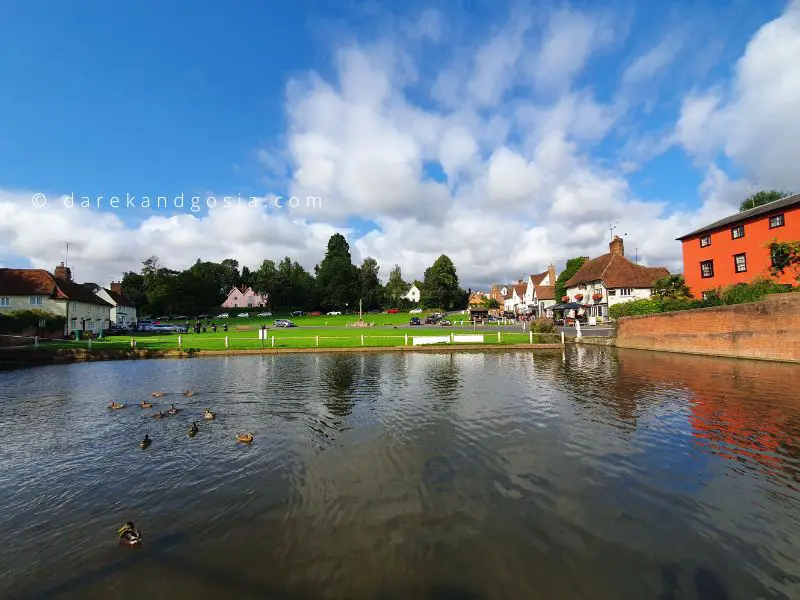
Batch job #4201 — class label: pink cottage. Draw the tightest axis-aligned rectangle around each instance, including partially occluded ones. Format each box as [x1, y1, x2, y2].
[221, 285, 268, 309]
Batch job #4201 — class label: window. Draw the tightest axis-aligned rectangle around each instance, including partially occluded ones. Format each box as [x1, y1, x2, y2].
[0, 297, 9, 307]
[619, 288, 633, 296]
[734, 253, 747, 273]
[769, 214, 785, 228]
[29, 296, 43, 306]
[731, 225, 744, 239]
[700, 260, 714, 278]
[700, 235, 711, 247]
[70, 301, 77, 310]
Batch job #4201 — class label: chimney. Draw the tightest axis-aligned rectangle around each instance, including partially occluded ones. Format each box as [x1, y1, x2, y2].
[110, 281, 122, 294]
[548, 264, 556, 285]
[54, 262, 72, 281]
[609, 235, 624, 256]
[518, 278, 523, 285]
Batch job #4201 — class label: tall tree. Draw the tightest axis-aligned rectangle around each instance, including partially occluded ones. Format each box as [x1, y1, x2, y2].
[120, 271, 147, 308]
[739, 190, 792, 212]
[357, 257, 383, 310]
[554, 257, 588, 301]
[219, 258, 241, 293]
[420, 254, 461, 310]
[252, 259, 278, 304]
[314, 234, 358, 310]
[384, 265, 409, 306]
[240, 266, 252, 288]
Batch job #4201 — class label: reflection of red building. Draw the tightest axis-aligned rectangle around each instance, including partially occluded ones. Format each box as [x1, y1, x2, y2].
[616, 349, 800, 478]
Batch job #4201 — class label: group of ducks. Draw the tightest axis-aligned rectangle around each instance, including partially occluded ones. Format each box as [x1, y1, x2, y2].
[108, 390, 254, 446]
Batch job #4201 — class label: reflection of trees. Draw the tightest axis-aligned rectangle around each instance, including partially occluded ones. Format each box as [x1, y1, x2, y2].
[320, 355, 357, 417]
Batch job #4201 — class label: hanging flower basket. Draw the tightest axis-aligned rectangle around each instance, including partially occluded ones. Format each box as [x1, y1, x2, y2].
[574, 294, 584, 301]
[592, 293, 603, 301]
[561, 295, 570, 302]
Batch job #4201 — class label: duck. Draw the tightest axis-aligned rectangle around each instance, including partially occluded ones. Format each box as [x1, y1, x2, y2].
[140, 401, 153, 409]
[108, 402, 125, 410]
[151, 392, 164, 398]
[154, 411, 165, 419]
[167, 404, 179, 415]
[140, 435, 151, 449]
[203, 409, 216, 420]
[236, 433, 254, 443]
[188, 422, 199, 437]
[118, 521, 142, 546]
[183, 390, 194, 397]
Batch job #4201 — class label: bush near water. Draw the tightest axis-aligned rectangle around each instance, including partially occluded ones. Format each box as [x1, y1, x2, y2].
[0, 309, 65, 335]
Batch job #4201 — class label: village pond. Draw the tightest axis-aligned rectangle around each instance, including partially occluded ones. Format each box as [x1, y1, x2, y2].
[1, 347, 799, 599]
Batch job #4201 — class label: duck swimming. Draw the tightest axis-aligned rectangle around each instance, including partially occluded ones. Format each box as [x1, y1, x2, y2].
[118, 521, 142, 546]
[188, 422, 199, 437]
[140, 435, 151, 449]
[151, 392, 164, 397]
[236, 433, 254, 443]
[140, 401, 153, 409]
[183, 390, 194, 397]
[167, 404, 179, 415]
[154, 411, 165, 419]
[203, 409, 216, 420]
[108, 402, 125, 410]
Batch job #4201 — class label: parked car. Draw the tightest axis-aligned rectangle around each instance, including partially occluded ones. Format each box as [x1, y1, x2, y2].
[175, 315, 188, 320]
[274, 319, 296, 327]
[409, 317, 421, 325]
[309, 311, 322, 316]
[439, 319, 451, 326]
[387, 308, 399, 314]
[136, 320, 154, 331]
[256, 311, 272, 317]
[369, 309, 382, 314]
[409, 308, 422, 314]
[218, 313, 230, 319]
[151, 324, 186, 334]
[424, 316, 439, 325]
[291, 311, 303, 317]
[327, 311, 341, 316]
[105, 324, 130, 335]
[236, 312, 250, 318]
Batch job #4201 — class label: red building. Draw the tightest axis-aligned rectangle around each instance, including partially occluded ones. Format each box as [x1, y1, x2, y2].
[677, 194, 800, 298]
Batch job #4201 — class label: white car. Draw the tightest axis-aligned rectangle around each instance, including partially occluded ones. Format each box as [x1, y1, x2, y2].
[327, 311, 342, 315]
[409, 308, 423, 314]
[257, 311, 272, 317]
[236, 312, 249, 318]
[218, 313, 230, 319]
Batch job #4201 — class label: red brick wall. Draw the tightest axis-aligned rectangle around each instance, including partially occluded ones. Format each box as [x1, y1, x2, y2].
[616, 293, 800, 363]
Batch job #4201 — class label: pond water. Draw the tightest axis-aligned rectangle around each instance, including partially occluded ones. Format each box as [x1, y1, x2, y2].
[1, 347, 799, 599]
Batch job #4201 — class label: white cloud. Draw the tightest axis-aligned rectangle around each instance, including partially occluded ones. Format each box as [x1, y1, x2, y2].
[675, 1, 800, 188]
[622, 33, 683, 86]
[3, 3, 798, 290]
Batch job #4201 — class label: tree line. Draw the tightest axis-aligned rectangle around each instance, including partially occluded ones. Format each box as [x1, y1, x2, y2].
[121, 233, 469, 316]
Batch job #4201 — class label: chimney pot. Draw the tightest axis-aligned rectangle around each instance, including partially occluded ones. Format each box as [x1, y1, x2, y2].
[110, 282, 122, 294]
[548, 264, 556, 285]
[54, 264, 72, 282]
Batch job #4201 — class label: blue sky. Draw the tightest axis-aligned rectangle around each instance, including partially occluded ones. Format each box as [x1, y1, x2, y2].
[0, 0, 797, 286]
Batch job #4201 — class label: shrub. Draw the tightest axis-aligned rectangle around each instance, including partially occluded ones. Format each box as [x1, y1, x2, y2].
[530, 317, 556, 333]
[0, 309, 65, 334]
[718, 278, 789, 304]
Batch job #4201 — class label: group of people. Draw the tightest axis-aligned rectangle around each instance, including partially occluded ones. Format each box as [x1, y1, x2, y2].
[186, 319, 228, 333]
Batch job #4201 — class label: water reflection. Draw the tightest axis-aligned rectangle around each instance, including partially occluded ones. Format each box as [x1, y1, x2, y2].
[1, 349, 800, 599]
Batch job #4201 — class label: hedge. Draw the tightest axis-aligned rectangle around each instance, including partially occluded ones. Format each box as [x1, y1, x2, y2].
[609, 279, 793, 319]
[0, 309, 66, 334]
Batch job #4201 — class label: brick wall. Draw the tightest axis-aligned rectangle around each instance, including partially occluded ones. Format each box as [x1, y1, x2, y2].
[616, 293, 800, 363]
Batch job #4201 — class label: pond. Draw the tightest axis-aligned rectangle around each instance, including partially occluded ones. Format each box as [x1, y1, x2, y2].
[1, 347, 799, 599]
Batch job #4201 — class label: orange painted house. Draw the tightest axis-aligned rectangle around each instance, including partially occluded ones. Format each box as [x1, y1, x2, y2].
[677, 194, 800, 298]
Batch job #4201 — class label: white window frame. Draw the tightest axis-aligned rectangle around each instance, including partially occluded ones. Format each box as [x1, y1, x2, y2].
[29, 295, 43, 306]
[0, 297, 10, 308]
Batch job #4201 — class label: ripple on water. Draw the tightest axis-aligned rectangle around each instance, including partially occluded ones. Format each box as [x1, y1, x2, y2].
[1, 349, 800, 599]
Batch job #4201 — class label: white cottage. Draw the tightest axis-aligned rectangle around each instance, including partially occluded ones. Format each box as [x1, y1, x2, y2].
[563, 236, 670, 319]
[0, 264, 113, 335]
[84, 282, 138, 327]
[403, 284, 421, 303]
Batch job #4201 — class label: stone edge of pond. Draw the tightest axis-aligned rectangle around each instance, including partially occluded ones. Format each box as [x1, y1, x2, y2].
[0, 343, 567, 367]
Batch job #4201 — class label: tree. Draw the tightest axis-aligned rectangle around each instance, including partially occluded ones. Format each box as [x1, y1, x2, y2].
[554, 257, 588, 301]
[358, 257, 384, 310]
[384, 265, 409, 306]
[651, 274, 693, 300]
[120, 272, 147, 308]
[482, 297, 500, 309]
[420, 254, 461, 310]
[314, 234, 358, 311]
[739, 190, 792, 212]
[767, 240, 800, 282]
[240, 266, 252, 288]
[219, 258, 240, 293]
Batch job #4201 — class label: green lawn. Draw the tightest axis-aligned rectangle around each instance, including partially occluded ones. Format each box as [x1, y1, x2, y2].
[37, 325, 560, 351]
[158, 310, 446, 328]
